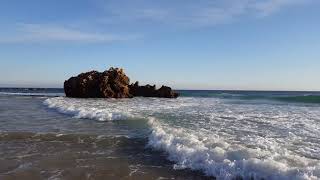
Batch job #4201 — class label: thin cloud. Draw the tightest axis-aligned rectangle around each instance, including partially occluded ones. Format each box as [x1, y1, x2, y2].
[0, 23, 138, 43]
[251, 0, 313, 17]
[100, 0, 313, 26]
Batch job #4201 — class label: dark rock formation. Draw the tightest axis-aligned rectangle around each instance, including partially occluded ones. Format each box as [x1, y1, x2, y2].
[64, 67, 179, 98]
[129, 81, 179, 98]
[64, 68, 132, 98]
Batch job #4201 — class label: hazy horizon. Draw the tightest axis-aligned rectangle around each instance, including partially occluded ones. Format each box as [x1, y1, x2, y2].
[1, 0, 320, 91]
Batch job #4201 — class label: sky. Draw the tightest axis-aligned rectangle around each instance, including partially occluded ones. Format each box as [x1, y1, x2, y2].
[0, 0, 319, 91]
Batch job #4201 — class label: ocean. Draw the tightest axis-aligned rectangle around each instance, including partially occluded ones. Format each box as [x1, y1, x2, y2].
[0, 88, 320, 180]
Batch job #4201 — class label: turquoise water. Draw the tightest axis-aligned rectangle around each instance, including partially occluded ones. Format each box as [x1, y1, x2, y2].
[179, 90, 320, 104]
[1, 88, 320, 179]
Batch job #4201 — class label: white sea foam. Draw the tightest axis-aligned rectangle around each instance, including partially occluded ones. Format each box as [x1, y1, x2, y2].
[44, 97, 131, 121]
[148, 117, 320, 180]
[44, 97, 193, 121]
[44, 97, 320, 179]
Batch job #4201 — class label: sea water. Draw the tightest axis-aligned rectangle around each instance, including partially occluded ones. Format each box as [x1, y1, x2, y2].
[1, 88, 320, 179]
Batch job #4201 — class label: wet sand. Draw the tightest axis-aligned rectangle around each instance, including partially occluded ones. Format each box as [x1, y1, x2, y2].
[0, 132, 214, 180]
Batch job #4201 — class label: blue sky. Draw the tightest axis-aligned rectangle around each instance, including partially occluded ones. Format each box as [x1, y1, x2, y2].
[0, 0, 319, 90]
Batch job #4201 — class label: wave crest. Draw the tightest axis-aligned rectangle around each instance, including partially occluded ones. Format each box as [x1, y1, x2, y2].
[43, 97, 320, 179]
[147, 117, 320, 180]
[44, 97, 131, 121]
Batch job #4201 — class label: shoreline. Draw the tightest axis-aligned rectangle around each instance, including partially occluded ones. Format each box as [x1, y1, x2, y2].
[0, 131, 214, 180]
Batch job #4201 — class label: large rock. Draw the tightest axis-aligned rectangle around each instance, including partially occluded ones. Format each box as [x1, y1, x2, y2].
[64, 67, 179, 98]
[64, 68, 132, 98]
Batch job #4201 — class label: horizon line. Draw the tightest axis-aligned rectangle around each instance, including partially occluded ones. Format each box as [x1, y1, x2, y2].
[0, 86, 320, 92]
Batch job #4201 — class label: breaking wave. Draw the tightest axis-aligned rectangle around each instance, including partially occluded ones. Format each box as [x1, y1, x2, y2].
[44, 97, 133, 121]
[147, 117, 320, 180]
[44, 97, 320, 179]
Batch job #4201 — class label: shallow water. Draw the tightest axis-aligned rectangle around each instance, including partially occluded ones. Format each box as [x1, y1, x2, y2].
[1, 89, 320, 179]
[0, 132, 211, 180]
[0, 95, 210, 180]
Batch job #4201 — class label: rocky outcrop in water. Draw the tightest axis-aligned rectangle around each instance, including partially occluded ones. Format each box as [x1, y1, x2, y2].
[64, 68, 131, 98]
[64, 67, 179, 98]
[129, 81, 179, 98]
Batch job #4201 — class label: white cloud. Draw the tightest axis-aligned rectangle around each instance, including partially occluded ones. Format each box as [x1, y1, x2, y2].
[0, 23, 138, 43]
